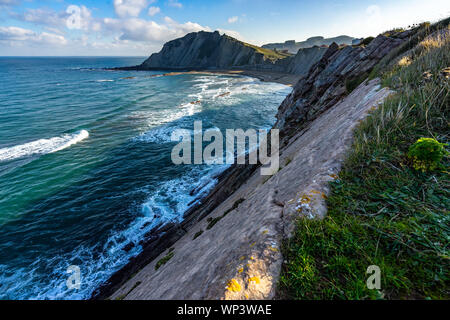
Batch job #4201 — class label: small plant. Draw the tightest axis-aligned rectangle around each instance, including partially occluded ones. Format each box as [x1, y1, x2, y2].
[193, 230, 203, 240]
[408, 138, 448, 172]
[285, 157, 292, 166]
[155, 251, 174, 270]
[345, 72, 368, 93]
[206, 198, 245, 230]
[206, 216, 222, 230]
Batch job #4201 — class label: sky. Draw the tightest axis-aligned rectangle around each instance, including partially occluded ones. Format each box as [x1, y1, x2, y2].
[0, 0, 449, 56]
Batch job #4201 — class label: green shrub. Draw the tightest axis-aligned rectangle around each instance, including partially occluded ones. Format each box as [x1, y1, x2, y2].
[345, 72, 368, 93]
[408, 138, 448, 172]
[361, 36, 374, 46]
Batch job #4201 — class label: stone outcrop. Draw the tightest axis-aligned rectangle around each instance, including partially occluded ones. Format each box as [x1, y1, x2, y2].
[285, 46, 327, 77]
[140, 31, 280, 70]
[262, 35, 354, 53]
[274, 31, 412, 144]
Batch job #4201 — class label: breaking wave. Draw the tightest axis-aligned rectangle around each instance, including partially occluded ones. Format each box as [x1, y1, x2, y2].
[0, 130, 89, 162]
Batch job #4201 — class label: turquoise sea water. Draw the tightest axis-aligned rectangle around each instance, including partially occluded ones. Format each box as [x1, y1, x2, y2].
[0, 57, 291, 299]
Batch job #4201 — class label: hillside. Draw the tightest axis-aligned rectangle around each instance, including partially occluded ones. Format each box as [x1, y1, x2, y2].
[139, 31, 291, 70]
[280, 19, 449, 299]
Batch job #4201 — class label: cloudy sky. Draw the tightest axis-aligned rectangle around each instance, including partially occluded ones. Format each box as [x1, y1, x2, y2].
[0, 0, 449, 56]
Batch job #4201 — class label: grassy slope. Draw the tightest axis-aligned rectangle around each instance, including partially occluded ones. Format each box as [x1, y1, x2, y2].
[243, 42, 293, 61]
[223, 35, 293, 61]
[278, 20, 449, 299]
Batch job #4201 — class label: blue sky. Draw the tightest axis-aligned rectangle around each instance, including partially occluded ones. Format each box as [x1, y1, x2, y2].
[0, 0, 449, 56]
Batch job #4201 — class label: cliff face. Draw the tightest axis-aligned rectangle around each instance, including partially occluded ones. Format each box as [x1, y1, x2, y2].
[285, 46, 328, 77]
[274, 31, 413, 144]
[138, 31, 326, 76]
[141, 31, 272, 70]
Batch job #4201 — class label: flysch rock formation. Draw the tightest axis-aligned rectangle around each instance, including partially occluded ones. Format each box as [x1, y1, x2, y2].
[141, 31, 269, 69]
[110, 79, 391, 300]
[99, 28, 412, 300]
[275, 32, 411, 145]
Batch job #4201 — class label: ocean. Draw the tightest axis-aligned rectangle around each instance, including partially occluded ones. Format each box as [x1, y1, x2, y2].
[0, 57, 291, 299]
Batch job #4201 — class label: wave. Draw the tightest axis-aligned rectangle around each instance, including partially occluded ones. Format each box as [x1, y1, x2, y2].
[0, 163, 228, 300]
[0, 130, 89, 162]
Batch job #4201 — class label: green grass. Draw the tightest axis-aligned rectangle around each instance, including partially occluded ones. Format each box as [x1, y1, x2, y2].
[241, 40, 292, 61]
[278, 19, 449, 300]
[220, 34, 292, 62]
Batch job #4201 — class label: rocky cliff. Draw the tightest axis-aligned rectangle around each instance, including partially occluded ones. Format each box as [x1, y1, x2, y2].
[136, 31, 326, 77]
[262, 35, 354, 53]
[140, 31, 289, 70]
[274, 31, 413, 144]
[95, 27, 415, 300]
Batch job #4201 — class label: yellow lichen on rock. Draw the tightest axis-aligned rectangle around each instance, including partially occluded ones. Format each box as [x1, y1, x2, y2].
[226, 279, 241, 292]
[299, 194, 311, 204]
[248, 277, 260, 284]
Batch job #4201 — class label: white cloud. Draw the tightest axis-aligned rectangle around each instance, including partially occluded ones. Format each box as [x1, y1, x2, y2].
[167, 0, 182, 9]
[0, 26, 67, 45]
[16, 8, 68, 28]
[114, 0, 149, 18]
[227, 16, 238, 24]
[0, 26, 34, 40]
[103, 16, 209, 43]
[14, 6, 99, 33]
[0, 0, 19, 6]
[148, 6, 161, 16]
[217, 28, 244, 41]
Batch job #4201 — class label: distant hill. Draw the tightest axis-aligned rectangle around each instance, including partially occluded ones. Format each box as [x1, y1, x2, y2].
[262, 35, 355, 53]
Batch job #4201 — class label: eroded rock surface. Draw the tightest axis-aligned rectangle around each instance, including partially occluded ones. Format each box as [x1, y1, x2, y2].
[100, 29, 411, 300]
[109, 79, 391, 300]
[274, 32, 410, 144]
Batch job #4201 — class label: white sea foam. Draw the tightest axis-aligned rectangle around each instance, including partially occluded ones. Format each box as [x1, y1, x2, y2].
[0, 74, 291, 300]
[0, 163, 228, 300]
[0, 130, 89, 162]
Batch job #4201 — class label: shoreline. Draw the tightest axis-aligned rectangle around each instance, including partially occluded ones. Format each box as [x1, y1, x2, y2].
[112, 66, 301, 86]
[159, 70, 301, 87]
